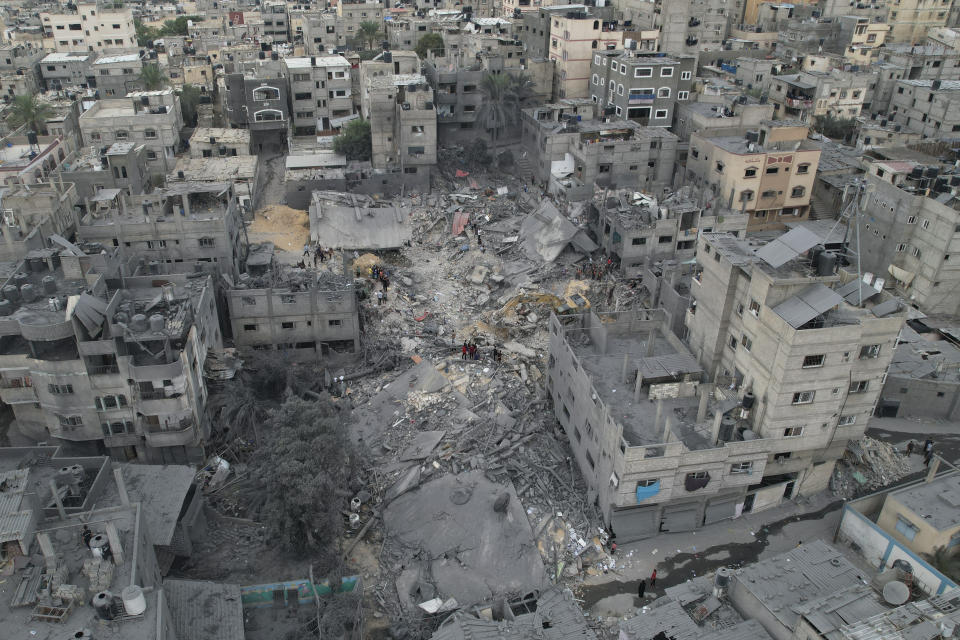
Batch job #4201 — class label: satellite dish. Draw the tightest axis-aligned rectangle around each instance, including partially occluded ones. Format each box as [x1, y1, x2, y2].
[883, 581, 909, 605]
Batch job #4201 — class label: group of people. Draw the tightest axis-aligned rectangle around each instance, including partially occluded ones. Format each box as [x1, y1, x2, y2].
[371, 265, 390, 304]
[905, 438, 936, 466]
[302, 244, 333, 268]
[577, 259, 613, 281]
[459, 342, 504, 362]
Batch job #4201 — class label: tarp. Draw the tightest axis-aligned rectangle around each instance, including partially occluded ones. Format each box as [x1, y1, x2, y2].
[888, 264, 915, 286]
[636, 480, 660, 503]
[452, 210, 470, 236]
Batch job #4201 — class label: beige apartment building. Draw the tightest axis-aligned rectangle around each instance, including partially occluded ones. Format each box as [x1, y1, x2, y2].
[686, 122, 822, 232]
[41, 3, 136, 54]
[841, 17, 890, 65]
[887, 0, 951, 44]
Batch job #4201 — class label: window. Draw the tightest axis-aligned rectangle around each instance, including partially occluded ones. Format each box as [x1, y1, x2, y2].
[661, 67, 673, 77]
[922, 219, 931, 230]
[896, 243, 906, 252]
[838, 415, 856, 426]
[280, 295, 296, 304]
[741, 190, 754, 202]
[745, 167, 758, 178]
[792, 391, 815, 405]
[860, 344, 881, 359]
[728, 335, 738, 350]
[243, 324, 257, 331]
[686, 471, 708, 480]
[895, 516, 919, 541]
[115, 130, 128, 140]
[328, 319, 342, 327]
[741, 335, 753, 351]
[58, 415, 83, 427]
[678, 91, 689, 100]
[849, 380, 869, 394]
[658, 235, 673, 244]
[635, 67, 652, 77]
[784, 426, 804, 437]
[730, 461, 753, 474]
[736, 303, 744, 316]
[253, 86, 280, 101]
[281, 322, 295, 329]
[716, 162, 724, 173]
[907, 216, 917, 224]
[144, 129, 157, 139]
[637, 478, 658, 488]
[146, 151, 157, 160]
[802, 354, 824, 368]
[147, 240, 167, 249]
[631, 237, 646, 245]
[657, 87, 670, 98]
[654, 109, 668, 119]
[254, 109, 283, 122]
[199, 237, 215, 248]
[791, 186, 806, 198]
[749, 299, 760, 316]
[912, 247, 921, 258]
[48, 383, 74, 395]
[766, 167, 779, 175]
[797, 163, 810, 174]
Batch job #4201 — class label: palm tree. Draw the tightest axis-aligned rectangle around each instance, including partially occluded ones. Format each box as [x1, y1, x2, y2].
[8, 95, 54, 135]
[138, 63, 169, 91]
[477, 72, 536, 144]
[358, 21, 382, 51]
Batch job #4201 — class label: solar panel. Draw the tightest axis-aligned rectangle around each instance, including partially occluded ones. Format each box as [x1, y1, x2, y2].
[871, 298, 901, 318]
[835, 279, 881, 305]
[772, 284, 844, 328]
[755, 226, 822, 268]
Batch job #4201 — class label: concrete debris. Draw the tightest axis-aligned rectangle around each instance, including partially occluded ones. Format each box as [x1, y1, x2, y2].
[831, 436, 912, 498]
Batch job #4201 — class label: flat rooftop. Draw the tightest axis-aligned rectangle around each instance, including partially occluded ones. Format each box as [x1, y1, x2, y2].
[170, 157, 258, 182]
[707, 133, 819, 156]
[889, 472, 960, 531]
[368, 73, 427, 88]
[888, 323, 960, 382]
[94, 53, 141, 65]
[285, 55, 350, 68]
[190, 128, 251, 146]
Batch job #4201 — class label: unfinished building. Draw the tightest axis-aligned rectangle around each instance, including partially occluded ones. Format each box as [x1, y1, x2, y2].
[685, 230, 907, 511]
[0, 249, 222, 463]
[75, 182, 248, 279]
[226, 244, 361, 359]
[59, 142, 150, 201]
[547, 309, 772, 540]
[521, 102, 678, 199]
[0, 181, 79, 262]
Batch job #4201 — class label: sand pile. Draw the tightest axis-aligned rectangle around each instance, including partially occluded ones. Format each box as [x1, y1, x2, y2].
[249, 204, 309, 253]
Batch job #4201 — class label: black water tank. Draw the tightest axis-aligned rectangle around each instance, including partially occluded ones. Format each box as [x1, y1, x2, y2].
[742, 391, 756, 409]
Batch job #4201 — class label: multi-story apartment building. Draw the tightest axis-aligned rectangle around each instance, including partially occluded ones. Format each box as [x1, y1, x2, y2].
[360, 56, 437, 177]
[685, 122, 822, 232]
[58, 142, 150, 200]
[886, 0, 950, 44]
[39, 52, 93, 91]
[91, 53, 142, 97]
[838, 16, 889, 66]
[589, 50, 695, 126]
[672, 97, 775, 144]
[852, 159, 960, 316]
[889, 79, 960, 138]
[261, 1, 291, 42]
[521, 101, 679, 199]
[79, 90, 184, 179]
[222, 68, 291, 153]
[0, 42, 44, 100]
[227, 258, 360, 359]
[40, 2, 136, 54]
[656, 0, 728, 56]
[521, 6, 624, 99]
[0, 250, 221, 463]
[284, 56, 354, 136]
[75, 182, 248, 279]
[189, 128, 252, 158]
[0, 181, 79, 262]
[766, 69, 870, 122]
[684, 231, 906, 511]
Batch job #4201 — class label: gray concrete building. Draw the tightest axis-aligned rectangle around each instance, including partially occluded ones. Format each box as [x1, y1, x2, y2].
[0, 181, 80, 262]
[227, 248, 360, 359]
[78, 89, 184, 180]
[589, 50, 695, 127]
[284, 55, 354, 136]
[672, 98, 776, 146]
[889, 79, 960, 138]
[0, 250, 221, 463]
[521, 101, 679, 200]
[39, 51, 93, 90]
[0, 42, 44, 101]
[223, 67, 291, 153]
[878, 319, 960, 420]
[188, 127, 252, 158]
[59, 141, 150, 200]
[261, 1, 291, 42]
[685, 231, 907, 509]
[655, 0, 728, 56]
[75, 182, 248, 280]
[92, 52, 143, 97]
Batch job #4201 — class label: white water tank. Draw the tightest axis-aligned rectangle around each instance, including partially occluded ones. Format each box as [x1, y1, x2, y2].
[149, 314, 165, 332]
[121, 585, 147, 616]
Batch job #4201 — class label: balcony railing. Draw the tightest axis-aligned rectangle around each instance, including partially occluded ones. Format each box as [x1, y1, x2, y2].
[142, 418, 197, 448]
[785, 97, 814, 109]
[88, 365, 120, 376]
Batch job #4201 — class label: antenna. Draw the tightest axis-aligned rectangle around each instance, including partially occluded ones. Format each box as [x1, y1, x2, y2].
[838, 179, 871, 306]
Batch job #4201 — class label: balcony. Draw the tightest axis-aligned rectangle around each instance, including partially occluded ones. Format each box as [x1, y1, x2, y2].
[785, 97, 814, 109]
[128, 360, 184, 382]
[104, 432, 140, 448]
[0, 384, 36, 404]
[142, 418, 197, 448]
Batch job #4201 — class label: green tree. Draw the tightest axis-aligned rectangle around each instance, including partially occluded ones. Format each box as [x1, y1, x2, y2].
[179, 84, 202, 127]
[159, 16, 202, 36]
[357, 21, 383, 51]
[414, 32, 444, 60]
[812, 114, 857, 142]
[476, 72, 534, 143]
[251, 395, 356, 557]
[8, 94, 54, 135]
[333, 119, 372, 161]
[139, 63, 169, 90]
[134, 19, 160, 47]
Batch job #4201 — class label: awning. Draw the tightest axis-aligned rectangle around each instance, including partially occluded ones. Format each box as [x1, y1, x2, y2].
[888, 264, 915, 286]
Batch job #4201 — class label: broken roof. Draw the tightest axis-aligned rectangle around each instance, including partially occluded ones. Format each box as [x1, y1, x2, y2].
[309, 191, 413, 249]
[432, 589, 595, 640]
[519, 200, 596, 262]
[163, 579, 245, 640]
[113, 464, 196, 546]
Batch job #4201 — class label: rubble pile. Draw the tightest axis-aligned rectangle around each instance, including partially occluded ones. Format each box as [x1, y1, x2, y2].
[831, 436, 913, 498]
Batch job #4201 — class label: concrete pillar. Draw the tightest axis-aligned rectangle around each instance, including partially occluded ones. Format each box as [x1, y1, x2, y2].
[654, 399, 663, 431]
[697, 383, 714, 423]
[646, 329, 657, 356]
[634, 373, 644, 403]
[711, 410, 724, 445]
[622, 353, 629, 384]
[37, 532, 57, 571]
[49, 479, 66, 520]
[113, 467, 130, 506]
[662, 415, 672, 443]
[927, 456, 941, 483]
[105, 521, 124, 565]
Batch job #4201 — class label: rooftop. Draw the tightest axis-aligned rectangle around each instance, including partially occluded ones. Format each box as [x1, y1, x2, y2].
[163, 579, 245, 640]
[889, 472, 960, 531]
[309, 191, 413, 250]
[170, 157, 258, 182]
[898, 79, 960, 91]
[285, 55, 350, 68]
[888, 323, 960, 383]
[40, 52, 90, 63]
[94, 53, 141, 65]
[189, 128, 251, 146]
[368, 73, 428, 88]
[705, 131, 818, 156]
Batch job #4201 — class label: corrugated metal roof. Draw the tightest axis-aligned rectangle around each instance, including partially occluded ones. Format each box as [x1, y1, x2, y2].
[620, 599, 700, 640]
[0, 511, 31, 543]
[163, 579, 245, 640]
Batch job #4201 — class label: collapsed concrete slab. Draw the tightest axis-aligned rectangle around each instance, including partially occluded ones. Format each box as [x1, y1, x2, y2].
[385, 471, 546, 610]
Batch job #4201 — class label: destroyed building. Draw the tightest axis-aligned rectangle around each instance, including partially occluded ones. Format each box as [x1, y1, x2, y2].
[592, 187, 747, 278]
[78, 90, 185, 179]
[430, 589, 595, 640]
[521, 102, 679, 200]
[685, 121, 823, 232]
[226, 243, 361, 359]
[75, 182, 248, 279]
[547, 309, 772, 539]
[0, 249, 221, 463]
[168, 156, 261, 216]
[309, 191, 414, 267]
[0, 181, 79, 262]
[685, 229, 907, 508]
[188, 128, 252, 159]
[59, 142, 150, 201]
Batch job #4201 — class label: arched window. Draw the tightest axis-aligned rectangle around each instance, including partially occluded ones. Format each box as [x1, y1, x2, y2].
[254, 109, 283, 122]
[592, 40, 598, 49]
[252, 86, 280, 101]
[593, 20, 599, 29]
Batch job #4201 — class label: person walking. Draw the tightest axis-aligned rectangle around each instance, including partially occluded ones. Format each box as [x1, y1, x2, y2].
[462, 342, 468, 360]
[650, 569, 657, 587]
[637, 579, 646, 598]
[376, 290, 384, 306]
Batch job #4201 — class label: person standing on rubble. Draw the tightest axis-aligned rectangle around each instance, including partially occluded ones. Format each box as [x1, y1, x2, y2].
[462, 342, 468, 360]
[637, 579, 646, 598]
[376, 290, 384, 305]
[650, 569, 657, 587]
